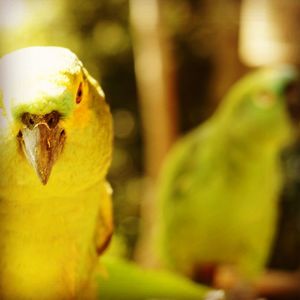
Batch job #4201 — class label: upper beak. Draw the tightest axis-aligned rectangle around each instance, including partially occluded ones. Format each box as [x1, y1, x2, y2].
[18, 112, 66, 185]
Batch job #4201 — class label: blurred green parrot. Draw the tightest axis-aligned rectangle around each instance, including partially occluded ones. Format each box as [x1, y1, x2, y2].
[0, 47, 214, 300]
[156, 67, 300, 296]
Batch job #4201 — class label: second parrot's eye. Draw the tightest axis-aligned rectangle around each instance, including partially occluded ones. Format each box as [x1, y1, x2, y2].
[76, 83, 83, 104]
[254, 91, 275, 108]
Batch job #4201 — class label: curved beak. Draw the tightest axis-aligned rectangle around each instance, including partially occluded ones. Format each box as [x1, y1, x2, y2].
[18, 114, 66, 185]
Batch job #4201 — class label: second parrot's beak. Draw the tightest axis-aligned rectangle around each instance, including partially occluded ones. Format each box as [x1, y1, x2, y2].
[18, 111, 66, 185]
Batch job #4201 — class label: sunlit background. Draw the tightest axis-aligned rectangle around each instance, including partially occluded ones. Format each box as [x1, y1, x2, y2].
[1, 0, 300, 298]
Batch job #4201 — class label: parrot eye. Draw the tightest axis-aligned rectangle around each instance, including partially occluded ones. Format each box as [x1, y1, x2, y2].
[253, 91, 275, 108]
[76, 82, 83, 104]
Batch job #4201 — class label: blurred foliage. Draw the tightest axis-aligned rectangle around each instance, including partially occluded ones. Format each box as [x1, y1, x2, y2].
[162, 0, 215, 130]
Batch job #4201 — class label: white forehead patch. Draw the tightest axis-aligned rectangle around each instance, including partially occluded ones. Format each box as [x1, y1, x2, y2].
[0, 47, 82, 118]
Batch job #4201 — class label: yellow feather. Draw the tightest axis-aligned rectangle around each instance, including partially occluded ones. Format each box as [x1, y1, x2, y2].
[0, 47, 113, 299]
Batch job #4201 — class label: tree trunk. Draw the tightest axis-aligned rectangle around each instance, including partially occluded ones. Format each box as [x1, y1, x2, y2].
[129, 0, 179, 266]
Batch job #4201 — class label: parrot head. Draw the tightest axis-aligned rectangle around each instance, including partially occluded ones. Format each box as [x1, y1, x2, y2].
[218, 66, 300, 147]
[0, 47, 112, 188]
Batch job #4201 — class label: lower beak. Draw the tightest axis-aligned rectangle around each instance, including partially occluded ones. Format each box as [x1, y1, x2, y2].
[18, 123, 66, 185]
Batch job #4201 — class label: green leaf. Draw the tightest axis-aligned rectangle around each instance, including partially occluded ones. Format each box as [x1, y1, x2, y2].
[98, 256, 211, 300]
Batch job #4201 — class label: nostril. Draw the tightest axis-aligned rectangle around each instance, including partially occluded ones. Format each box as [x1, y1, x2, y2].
[21, 111, 60, 129]
[29, 118, 34, 125]
[47, 116, 55, 128]
[46, 111, 60, 128]
[21, 113, 36, 129]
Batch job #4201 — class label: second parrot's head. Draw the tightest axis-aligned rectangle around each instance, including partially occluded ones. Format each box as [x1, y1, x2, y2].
[217, 66, 300, 147]
[0, 47, 112, 187]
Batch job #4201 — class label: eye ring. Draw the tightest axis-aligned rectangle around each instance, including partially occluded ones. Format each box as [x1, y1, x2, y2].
[76, 82, 83, 104]
[254, 91, 275, 108]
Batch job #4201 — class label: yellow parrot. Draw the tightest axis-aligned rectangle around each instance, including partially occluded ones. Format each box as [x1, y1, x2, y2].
[0, 46, 220, 300]
[0, 47, 113, 299]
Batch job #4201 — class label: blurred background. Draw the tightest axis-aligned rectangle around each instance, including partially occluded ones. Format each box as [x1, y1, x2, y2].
[1, 0, 300, 298]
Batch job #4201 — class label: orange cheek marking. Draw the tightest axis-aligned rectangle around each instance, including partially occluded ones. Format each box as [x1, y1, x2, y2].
[66, 106, 91, 129]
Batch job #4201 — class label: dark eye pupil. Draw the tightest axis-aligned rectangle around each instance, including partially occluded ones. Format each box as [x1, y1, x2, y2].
[76, 83, 83, 104]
